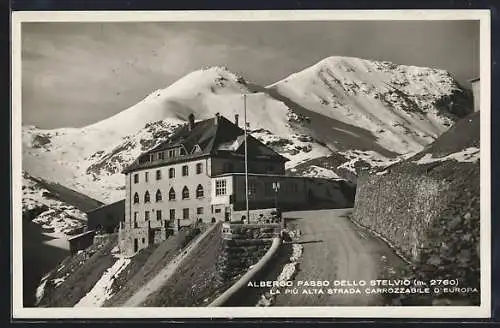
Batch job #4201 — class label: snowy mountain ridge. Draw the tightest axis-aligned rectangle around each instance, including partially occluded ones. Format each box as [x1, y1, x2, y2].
[22, 56, 472, 203]
[269, 56, 469, 154]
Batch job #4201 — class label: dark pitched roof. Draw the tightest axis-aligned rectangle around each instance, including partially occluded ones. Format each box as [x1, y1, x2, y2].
[150, 117, 216, 154]
[122, 115, 289, 173]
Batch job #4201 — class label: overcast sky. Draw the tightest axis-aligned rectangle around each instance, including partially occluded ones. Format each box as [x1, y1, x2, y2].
[21, 20, 480, 129]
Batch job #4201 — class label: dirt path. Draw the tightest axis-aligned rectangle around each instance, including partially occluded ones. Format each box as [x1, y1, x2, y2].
[123, 223, 220, 307]
[274, 208, 407, 306]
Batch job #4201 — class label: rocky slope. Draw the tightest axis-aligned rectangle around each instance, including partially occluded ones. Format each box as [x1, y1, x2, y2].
[22, 171, 103, 235]
[352, 111, 480, 305]
[22, 57, 472, 203]
[22, 171, 105, 306]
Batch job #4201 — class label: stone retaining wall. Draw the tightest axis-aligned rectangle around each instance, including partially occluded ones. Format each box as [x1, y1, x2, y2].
[210, 237, 281, 307]
[216, 223, 282, 282]
[352, 160, 480, 304]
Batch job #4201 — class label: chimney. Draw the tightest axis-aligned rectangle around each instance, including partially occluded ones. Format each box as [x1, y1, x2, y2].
[188, 113, 195, 131]
[214, 112, 220, 125]
[234, 114, 239, 127]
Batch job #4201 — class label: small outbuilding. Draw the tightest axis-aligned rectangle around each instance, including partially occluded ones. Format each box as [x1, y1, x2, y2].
[86, 199, 125, 233]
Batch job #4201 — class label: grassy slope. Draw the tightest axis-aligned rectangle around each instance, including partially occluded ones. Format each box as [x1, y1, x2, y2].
[38, 234, 118, 307]
[37, 225, 205, 307]
[140, 223, 225, 307]
[104, 227, 203, 307]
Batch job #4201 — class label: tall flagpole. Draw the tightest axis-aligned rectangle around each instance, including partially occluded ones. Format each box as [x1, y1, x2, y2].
[244, 94, 250, 224]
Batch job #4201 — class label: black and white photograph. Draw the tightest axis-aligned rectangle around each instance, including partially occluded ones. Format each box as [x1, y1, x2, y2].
[11, 10, 491, 318]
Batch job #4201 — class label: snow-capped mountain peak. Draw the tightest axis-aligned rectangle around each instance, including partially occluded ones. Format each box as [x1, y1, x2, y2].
[22, 56, 472, 202]
[268, 56, 471, 155]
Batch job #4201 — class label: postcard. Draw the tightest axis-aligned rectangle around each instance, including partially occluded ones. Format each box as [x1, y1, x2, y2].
[11, 9, 491, 319]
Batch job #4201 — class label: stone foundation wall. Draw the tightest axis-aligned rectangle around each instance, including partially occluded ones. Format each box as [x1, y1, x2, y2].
[119, 225, 150, 257]
[230, 208, 278, 223]
[153, 228, 170, 244]
[216, 224, 281, 282]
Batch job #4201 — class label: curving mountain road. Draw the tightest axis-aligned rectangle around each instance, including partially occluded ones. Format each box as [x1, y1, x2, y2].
[274, 208, 408, 306]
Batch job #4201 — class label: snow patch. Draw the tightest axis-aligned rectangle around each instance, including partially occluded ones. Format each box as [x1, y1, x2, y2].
[301, 165, 341, 179]
[74, 257, 131, 307]
[52, 275, 69, 288]
[415, 147, 480, 165]
[337, 149, 395, 174]
[35, 277, 49, 306]
[375, 170, 389, 176]
[251, 129, 331, 169]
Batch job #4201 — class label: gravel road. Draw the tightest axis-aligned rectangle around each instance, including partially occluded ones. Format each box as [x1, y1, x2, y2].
[274, 208, 407, 306]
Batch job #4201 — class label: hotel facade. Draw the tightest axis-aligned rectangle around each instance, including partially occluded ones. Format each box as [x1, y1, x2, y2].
[118, 113, 352, 256]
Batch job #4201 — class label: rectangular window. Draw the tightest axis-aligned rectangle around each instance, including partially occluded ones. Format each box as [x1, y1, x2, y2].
[196, 163, 203, 174]
[170, 209, 175, 220]
[134, 212, 138, 220]
[180, 148, 186, 156]
[183, 208, 189, 220]
[158, 152, 164, 160]
[215, 208, 221, 214]
[156, 169, 161, 180]
[145, 172, 149, 183]
[169, 168, 175, 178]
[197, 207, 204, 215]
[145, 211, 150, 221]
[215, 179, 227, 196]
[182, 165, 189, 176]
[168, 149, 175, 158]
[248, 181, 257, 196]
[134, 174, 139, 184]
[156, 210, 162, 221]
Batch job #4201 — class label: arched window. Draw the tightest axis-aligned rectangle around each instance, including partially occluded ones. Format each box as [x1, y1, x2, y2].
[156, 189, 162, 202]
[144, 191, 150, 203]
[196, 163, 203, 174]
[196, 184, 204, 198]
[133, 192, 139, 204]
[169, 187, 176, 201]
[182, 186, 189, 200]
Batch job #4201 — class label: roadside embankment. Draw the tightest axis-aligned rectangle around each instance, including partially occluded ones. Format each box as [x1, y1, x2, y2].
[209, 237, 281, 307]
[352, 113, 480, 305]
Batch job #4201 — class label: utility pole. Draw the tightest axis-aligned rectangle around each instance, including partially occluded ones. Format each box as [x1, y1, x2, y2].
[244, 94, 250, 224]
[273, 181, 281, 227]
[273, 181, 280, 211]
